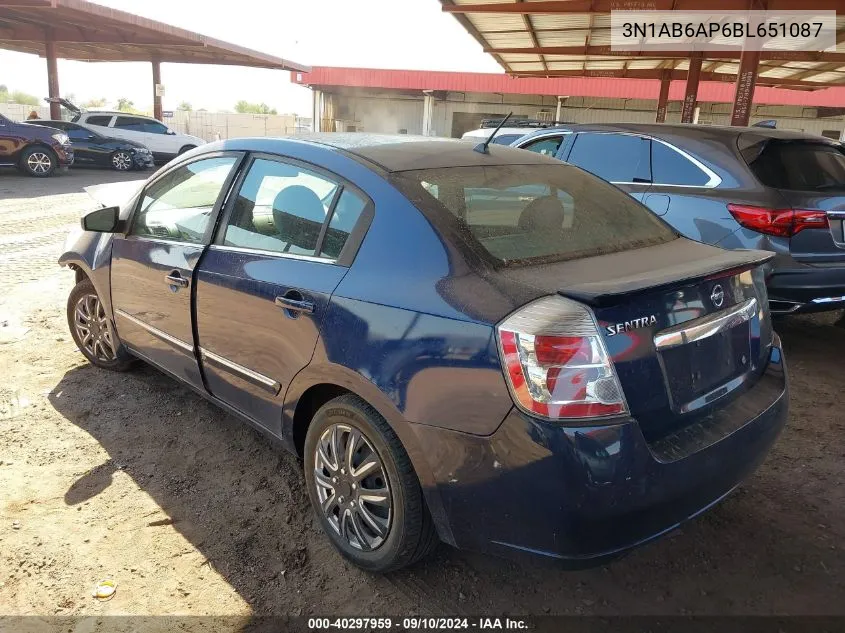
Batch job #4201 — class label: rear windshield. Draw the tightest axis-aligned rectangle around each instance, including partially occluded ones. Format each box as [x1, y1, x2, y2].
[390, 164, 677, 267]
[742, 138, 845, 191]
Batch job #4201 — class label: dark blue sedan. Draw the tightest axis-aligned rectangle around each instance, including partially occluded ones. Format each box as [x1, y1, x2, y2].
[60, 135, 788, 572]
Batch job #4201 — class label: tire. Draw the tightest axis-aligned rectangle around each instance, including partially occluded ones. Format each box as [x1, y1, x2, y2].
[304, 394, 438, 572]
[67, 278, 135, 371]
[178, 145, 196, 155]
[111, 150, 134, 172]
[20, 145, 56, 177]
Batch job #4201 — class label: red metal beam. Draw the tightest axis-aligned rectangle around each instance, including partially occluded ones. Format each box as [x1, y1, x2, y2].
[152, 58, 162, 121]
[731, 49, 761, 126]
[486, 46, 845, 64]
[681, 54, 702, 123]
[45, 35, 60, 119]
[443, 0, 843, 12]
[656, 72, 671, 122]
[511, 68, 837, 88]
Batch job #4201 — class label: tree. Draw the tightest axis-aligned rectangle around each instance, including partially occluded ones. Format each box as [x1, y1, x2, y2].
[116, 97, 134, 112]
[1, 89, 39, 106]
[234, 100, 277, 115]
[177, 101, 192, 111]
[83, 97, 107, 108]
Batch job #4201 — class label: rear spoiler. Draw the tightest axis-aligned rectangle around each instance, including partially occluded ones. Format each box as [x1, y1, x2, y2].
[558, 243, 774, 307]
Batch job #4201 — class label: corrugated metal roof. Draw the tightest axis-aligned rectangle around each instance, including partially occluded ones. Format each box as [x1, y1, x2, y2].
[439, 0, 845, 88]
[291, 66, 845, 107]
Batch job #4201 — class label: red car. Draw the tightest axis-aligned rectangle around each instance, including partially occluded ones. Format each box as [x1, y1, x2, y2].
[0, 113, 74, 177]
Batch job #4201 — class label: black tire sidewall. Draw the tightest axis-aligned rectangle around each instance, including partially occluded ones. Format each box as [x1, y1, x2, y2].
[178, 145, 196, 155]
[304, 399, 413, 572]
[21, 146, 56, 177]
[67, 278, 134, 371]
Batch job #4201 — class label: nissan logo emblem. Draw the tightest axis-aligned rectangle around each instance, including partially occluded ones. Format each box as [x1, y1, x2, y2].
[711, 284, 725, 308]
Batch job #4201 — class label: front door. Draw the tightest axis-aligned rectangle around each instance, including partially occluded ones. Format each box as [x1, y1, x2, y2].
[195, 155, 370, 433]
[110, 153, 242, 387]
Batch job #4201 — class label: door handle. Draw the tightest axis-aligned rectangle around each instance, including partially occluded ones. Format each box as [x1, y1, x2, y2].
[164, 272, 189, 288]
[275, 295, 314, 315]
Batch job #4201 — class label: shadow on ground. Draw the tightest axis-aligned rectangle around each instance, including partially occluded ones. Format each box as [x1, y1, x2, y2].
[46, 311, 845, 616]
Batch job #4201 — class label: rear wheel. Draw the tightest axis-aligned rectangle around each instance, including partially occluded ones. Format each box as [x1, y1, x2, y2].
[111, 150, 133, 171]
[304, 394, 438, 572]
[67, 278, 134, 371]
[20, 146, 56, 177]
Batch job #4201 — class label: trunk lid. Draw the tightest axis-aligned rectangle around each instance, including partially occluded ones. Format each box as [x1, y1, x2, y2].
[498, 239, 773, 439]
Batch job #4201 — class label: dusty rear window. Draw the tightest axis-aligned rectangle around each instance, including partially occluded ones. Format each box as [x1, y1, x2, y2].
[390, 164, 676, 267]
[741, 137, 845, 192]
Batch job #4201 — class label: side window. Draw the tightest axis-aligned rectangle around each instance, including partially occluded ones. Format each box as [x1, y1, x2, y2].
[65, 125, 90, 141]
[320, 190, 367, 259]
[521, 135, 564, 157]
[568, 133, 650, 183]
[85, 115, 112, 127]
[222, 158, 339, 257]
[132, 156, 238, 243]
[114, 116, 147, 131]
[651, 141, 711, 186]
[144, 120, 169, 135]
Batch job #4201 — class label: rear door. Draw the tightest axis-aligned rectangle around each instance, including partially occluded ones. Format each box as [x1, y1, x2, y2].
[195, 154, 371, 433]
[81, 114, 116, 136]
[110, 153, 242, 388]
[562, 132, 652, 202]
[742, 137, 845, 265]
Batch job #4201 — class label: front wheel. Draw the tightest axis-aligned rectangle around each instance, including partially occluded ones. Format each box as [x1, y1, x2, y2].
[304, 394, 438, 572]
[67, 278, 135, 371]
[111, 150, 133, 171]
[20, 146, 56, 177]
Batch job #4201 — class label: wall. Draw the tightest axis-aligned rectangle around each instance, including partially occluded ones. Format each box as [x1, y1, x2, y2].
[317, 90, 845, 140]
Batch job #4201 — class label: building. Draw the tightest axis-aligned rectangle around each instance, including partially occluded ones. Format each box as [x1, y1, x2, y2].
[293, 67, 845, 140]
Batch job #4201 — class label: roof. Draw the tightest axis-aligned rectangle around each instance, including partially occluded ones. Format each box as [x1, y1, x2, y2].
[207, 133, 563, 172]
[0, 0, 308, 71]
[439, 0, 845, 89]
[292, 66, 845, 108]
[523, 122, 841, 143]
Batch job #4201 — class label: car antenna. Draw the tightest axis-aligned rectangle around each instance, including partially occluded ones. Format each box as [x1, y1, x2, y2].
[473, 111, 513, 155]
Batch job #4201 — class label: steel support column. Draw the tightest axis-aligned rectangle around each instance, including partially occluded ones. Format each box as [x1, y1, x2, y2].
[731, 49, 761, 127]
[680, 54, 702, 124]
[152, 59, 163, 121]
[655, 72, 671, 123]
[422, 92, 435, 136]
[46, 38, 60, 120]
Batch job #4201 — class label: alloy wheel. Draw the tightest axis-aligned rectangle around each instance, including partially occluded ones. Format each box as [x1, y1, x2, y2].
[112, 152, 132, 171]
[73, 293, 117, 362]
[313, 423, 392, 551]
[27, 152, 53, 174]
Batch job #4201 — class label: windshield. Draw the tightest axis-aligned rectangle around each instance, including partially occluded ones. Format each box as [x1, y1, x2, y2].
[742, 138, 845, 191]
[391, 164, 677, 267]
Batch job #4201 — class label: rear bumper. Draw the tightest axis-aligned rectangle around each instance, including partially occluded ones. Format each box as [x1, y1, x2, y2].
[767, 266, 845, 313]
[413, 338, 788, 562]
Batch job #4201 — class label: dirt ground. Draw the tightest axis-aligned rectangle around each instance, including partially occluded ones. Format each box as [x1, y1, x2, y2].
[1, 168, 844, 620]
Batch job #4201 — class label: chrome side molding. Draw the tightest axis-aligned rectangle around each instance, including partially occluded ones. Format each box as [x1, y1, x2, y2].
[115, 309, 194, 354]
[199, 347, 281, 395]
[654, 297, 758, 351]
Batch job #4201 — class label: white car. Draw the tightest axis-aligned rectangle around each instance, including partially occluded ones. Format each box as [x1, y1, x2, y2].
[60, 101, 205, 164]
[461, 119, 570, 147]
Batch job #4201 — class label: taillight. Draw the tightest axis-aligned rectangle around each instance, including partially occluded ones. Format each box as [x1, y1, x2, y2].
[496, 295, 627, 421]
[728, 204, 828, 238]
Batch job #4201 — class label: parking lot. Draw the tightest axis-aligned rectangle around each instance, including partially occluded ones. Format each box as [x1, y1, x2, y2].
[1, 169, 844, 617]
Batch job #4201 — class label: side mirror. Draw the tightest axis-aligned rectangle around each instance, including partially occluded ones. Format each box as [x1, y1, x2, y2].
[81, 206, 123, 233]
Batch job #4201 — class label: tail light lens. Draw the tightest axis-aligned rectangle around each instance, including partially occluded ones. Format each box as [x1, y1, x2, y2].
[496, 295, 627, 421]
[728, 204, 828, 238]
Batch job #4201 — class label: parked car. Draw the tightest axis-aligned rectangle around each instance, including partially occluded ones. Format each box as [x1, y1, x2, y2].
[23, 120, 154, 171]
[512, 123, 845, 315]
[56, 100, 205, 164]
[461, 119, 570, 147]
[0, 113, 73, 177]
[60, 135, 787, 572]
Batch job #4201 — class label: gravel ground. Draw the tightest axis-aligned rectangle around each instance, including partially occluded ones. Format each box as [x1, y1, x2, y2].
[1, 168, 844, 620]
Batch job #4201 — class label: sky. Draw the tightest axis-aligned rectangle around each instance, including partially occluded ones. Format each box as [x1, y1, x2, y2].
[0, 0, 502, 115]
